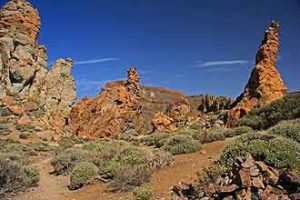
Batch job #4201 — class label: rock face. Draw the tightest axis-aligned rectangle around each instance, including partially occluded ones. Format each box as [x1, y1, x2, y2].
[70, 68, 196, 139]
[227, 21, 287, 127]
[0, 0, 76, 137]
[70, 67, 143, 139]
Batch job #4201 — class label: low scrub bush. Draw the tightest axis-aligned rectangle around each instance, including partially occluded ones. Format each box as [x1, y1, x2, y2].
[221, 133, 300, 169]
[193, 128, 225, 143]
[223, 126, 253, 138]
[162, 135, 201, 155]
[51, 148, 90, 175]
[29, 142, 52, 152]
[133, 185, 153, 200]
[16, 124, 36, 132]
[238, 94, 300, 130]
[148, 149, 172, 169]
[19, 133, 30, 139]
[268, 119, 300, 143]
[197, 164, 228, 186]
[69, 162, 99, 190]
[24, 167, 40, 187]
[0, 157, 39, 194]
[142, 132, 170, 148]
[108, 164, 151, 192]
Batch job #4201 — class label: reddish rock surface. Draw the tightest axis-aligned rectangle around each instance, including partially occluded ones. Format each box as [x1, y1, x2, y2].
[0, 0, 76, 138]
[70, 68, 144, 139]
[227, 21, 287, 127]
[71, 68, 197, 139]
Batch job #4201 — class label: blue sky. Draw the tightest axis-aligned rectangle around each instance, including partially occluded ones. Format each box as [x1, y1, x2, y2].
[2, 0, 300, 99]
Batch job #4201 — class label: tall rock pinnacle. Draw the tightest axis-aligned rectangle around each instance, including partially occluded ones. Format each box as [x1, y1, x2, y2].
[0, 0, 77, 138]
[227, 21, 287, 126]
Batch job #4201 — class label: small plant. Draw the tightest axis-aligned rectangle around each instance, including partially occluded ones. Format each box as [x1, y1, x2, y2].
[220, 133, 300, 169]
[19, 133, 30, 139]
[69, 162, 99, 190]
[30, 142, 51, 152]
[0, 124, 10, 136]
[193, 128, 225, 143]
[51, 148, 89, 175]
[162, 135, 201, 155]
[108, 164, 152, 192]
[133, 185, 153, 200]
[24, 167, 40, 187]
[238, 93, 300, 130]
[198, 164, 228, 186]
[16, 124, 36, 132]
[223, 126, 253, 138]
[268, 119, 300, 143]
[148, 149, 172, 169]
[142, 132, 170, 148]
[0, 159, 29, 194]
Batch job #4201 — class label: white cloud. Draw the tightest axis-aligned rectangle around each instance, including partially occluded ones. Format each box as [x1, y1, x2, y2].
[196, 60, 249, 68]
[74, 58, 119, 65]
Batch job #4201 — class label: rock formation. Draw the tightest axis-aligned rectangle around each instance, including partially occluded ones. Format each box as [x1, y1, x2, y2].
[70, 67, 144, 139]
[0, 0, 76, 138]
[71, 67, 197, 138]
[188, 95, 233, 113]
[227, 21, 287, 127]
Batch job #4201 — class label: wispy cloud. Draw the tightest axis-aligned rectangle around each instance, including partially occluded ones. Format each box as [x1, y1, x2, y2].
[196, 60, 249, 68]
[74, 58, 119, 65]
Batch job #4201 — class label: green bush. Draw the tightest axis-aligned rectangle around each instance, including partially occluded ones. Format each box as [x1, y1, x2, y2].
[0, 159, 29, 194]
[148, 149, 172, 169]
[268, 119, 300, 143]
[221, 133, 300, 169]
[133, 185, 153, 200]
[0, 142, 36, 158]
[16, 124, 36, 132]
[19, 133, 30, 139]
[238, 94, 300, 130]
[51, 148, 89, 175]
[223, 126, 253, 138]
[69, 162, 99, 190]
[162, 135, 201, 155]
[197, 164, 228, 186]
[193, 128, 225, 143]
[30, 142, 52, 152]
[142, 132, 170, 148]
[0, 124, 10, 136]
[24, 167, 40, 187]
[108, 164, 151, 192]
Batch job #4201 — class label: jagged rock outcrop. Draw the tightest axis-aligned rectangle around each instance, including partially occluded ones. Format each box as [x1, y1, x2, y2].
[70, 67, 144, 139]
[188, 95, 233, 113]
[71, 68, 197, 138]
[0, 0, 76, 138]
[40, 59, 76, 135]
[227, 21, 287, 127]
[151, 112, 178, 132]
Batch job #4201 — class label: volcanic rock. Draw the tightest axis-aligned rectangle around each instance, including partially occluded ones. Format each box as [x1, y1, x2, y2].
[70, 67, 144, 139]
[227, 21, 287, 127]
[0, 0, 76, 138]
[188, 95, 233, 113]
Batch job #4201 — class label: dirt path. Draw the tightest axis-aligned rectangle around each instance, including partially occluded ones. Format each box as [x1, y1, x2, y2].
[13, 139, 229, 200]
[151, 140, 228, 200]
[13, 158, 70, 200]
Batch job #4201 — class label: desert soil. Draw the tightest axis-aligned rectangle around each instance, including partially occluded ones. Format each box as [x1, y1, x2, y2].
[12, 139, 229, 200]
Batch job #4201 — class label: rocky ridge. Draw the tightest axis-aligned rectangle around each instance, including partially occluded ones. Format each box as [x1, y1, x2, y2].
[0, 0, 76, 138]
[227, 21, 287, 127]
